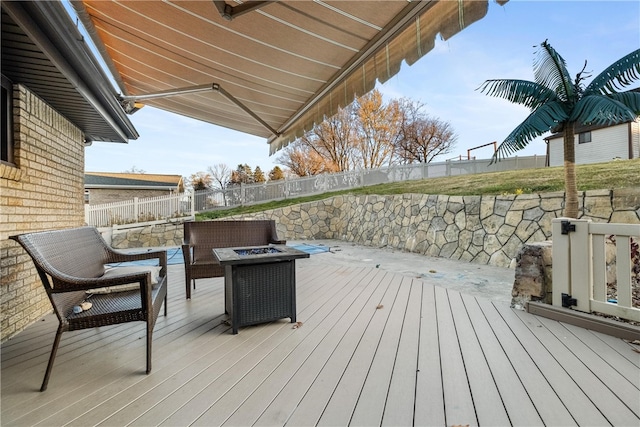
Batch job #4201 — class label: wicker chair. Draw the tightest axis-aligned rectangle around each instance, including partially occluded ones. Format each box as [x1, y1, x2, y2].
[10, 226, 168, 391]
[182, 220, 285, 299]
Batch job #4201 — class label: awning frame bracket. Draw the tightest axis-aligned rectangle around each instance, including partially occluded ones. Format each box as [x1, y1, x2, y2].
[212, 1, 274, 21]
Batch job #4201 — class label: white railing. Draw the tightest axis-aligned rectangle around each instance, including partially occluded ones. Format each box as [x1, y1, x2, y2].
[85, 193, 194, 227]
[86, 155, 546, 226]
[552, 218, 640, 323]
[195, 154, 547, 208]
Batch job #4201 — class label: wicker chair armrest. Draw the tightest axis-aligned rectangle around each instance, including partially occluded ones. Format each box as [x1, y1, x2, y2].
[51, 270, 159, 294]
[107, 248, 167, 264]
[270, 238, 287, 245]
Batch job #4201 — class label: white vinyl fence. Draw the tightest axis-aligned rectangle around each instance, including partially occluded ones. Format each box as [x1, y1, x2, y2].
[86, 155, 546, 227]
[552, 218, 640, 323]
[85, 193, 193, 227]
[193, 155, 547, 209]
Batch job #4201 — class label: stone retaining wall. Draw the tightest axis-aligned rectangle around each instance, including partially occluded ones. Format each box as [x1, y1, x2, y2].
[111, 188, 640, 271]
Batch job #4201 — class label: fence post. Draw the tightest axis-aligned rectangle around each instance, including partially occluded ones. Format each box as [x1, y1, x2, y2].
[571, 219, 591, 312]
[553, 218, 592, 312]
[552, 218, 571, 307]
[133, 197, 139, 221]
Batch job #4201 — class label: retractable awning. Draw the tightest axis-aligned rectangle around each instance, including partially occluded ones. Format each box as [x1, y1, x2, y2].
[73, 0, 506, 154]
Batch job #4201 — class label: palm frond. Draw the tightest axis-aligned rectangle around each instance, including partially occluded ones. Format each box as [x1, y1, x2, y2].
[585, 49, 640, 95]
[493, 101, 569, 162]
[608, 91, 640, 114]
[570, 95, 638, 126]
[477, 79, 556, 109]
[533, 40, 575, 101]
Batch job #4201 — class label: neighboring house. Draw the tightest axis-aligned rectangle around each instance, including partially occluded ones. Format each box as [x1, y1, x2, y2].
[85, 172, 184, 205]
[1, 2, 138, 341]
[545, 118, 640, 167]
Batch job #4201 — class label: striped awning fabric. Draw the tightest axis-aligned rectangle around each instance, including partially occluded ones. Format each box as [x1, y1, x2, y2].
[74, 0, 506, 154]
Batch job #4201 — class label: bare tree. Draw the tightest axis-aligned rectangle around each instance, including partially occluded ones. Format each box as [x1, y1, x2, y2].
[207, 163, 231, 190]
[207, 163, 231, 206]
[278, 89, 457, 176]
[123, 165, 146, 174]
[395, 98, 457, 163]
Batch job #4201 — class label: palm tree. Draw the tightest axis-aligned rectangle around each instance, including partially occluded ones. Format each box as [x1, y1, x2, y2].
[479, 41, 640, 218]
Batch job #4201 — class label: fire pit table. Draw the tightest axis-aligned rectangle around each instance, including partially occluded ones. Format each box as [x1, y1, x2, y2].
[212, 245, 309, 334]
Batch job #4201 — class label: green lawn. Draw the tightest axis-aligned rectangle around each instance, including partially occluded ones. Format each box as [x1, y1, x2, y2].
[198, 158, 640, 220]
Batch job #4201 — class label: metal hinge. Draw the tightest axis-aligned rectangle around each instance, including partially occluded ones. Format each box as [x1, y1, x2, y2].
[562, 293, 577, 308]
[561, 220, 576, 235]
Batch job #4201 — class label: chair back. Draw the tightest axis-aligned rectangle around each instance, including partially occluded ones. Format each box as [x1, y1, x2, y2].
[184, 220, 280, 263]
[11, 227, 108, 289]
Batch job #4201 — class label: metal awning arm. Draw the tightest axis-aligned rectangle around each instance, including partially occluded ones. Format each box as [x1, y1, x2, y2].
[119, 83, 279, 137]
[215, 84, 280, 136]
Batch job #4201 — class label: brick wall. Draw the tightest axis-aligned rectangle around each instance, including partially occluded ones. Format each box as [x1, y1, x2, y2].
[1, 84, 85, 342]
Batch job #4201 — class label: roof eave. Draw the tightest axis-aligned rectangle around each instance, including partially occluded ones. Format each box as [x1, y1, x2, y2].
[2, 1, 138, 143]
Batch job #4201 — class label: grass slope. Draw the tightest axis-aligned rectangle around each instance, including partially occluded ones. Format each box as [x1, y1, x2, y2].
[198, 158, 640, 220]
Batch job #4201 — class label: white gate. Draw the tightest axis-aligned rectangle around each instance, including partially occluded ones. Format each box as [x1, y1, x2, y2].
[552, 218, 640, 322]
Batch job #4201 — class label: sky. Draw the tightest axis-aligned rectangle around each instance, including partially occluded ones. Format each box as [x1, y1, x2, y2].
[84, 0, 640, 180]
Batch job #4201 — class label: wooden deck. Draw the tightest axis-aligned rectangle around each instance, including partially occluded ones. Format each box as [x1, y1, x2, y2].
[2, 260, 639, 426]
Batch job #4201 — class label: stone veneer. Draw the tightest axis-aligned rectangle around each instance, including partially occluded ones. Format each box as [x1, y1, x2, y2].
[1, 85, 86, 341]
[111, 189, 640, 269]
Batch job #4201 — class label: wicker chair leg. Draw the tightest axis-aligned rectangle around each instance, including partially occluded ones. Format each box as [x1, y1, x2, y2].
[146, 324, 152, 374]
[41, 327, 63, 392]
[185, 272, 191, 299]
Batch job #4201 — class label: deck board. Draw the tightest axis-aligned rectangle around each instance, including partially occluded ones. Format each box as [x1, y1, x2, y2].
[379, 278, 422, 427]
[413, 284, 445, 426]
[194, 268, 383, 426]
[476, 297, 578, 426]
[349, 275, 414, 426]
[534, 314, 640, 419]
[227, 268, 388, 426]
[314, 272, 404, 426]
[434, 286, 477, 426]
[494, 302, 611, 426]
[513, 307, 639, 426]
[2, 258, 640, 427]
[449, 292, 511, 427]
[258, 268, 395, 426]
[461, 297, 544, 426]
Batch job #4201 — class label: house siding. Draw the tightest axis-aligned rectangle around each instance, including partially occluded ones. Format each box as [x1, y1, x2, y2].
[548, 122, 636, 166]
[1, 85, 85, 342]
[631, 120, 640, 159]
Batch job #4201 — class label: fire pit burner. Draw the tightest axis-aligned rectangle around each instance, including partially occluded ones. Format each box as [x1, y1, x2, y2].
[234, 247, 282, 256]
